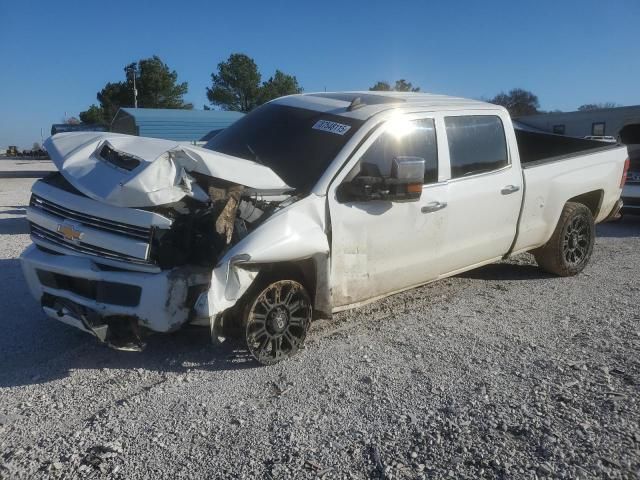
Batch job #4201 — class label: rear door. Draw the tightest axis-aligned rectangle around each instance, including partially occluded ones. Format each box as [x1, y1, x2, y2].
[438, 113, 523, 274]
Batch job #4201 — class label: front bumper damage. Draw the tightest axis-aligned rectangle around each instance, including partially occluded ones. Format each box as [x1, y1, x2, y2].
[21, 242, 263, 349]
[21, 132, 332, 349]
[20, 245, 215, 348]
[20, 132, 297, 349]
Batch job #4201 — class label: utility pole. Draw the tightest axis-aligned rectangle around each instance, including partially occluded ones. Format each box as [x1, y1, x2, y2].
[126, 63, 138, 108]
[133, 68, 138, 108]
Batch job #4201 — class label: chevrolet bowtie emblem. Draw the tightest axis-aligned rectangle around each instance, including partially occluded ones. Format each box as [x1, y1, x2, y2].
[57, 223, 84, 241]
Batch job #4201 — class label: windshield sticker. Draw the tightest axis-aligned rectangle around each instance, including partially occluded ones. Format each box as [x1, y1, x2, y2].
[312, 120, 351, 135]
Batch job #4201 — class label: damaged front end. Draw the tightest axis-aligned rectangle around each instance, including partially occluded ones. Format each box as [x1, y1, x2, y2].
[41, 294, 147, 351]
[149, 177, 292, 270]
[21, 132, 299, 350]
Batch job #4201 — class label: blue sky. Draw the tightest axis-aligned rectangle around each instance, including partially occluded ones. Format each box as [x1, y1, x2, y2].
[0, 0, 638, 148]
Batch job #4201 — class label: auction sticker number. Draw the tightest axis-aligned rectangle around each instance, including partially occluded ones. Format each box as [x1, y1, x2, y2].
[312, 120, 351, 135]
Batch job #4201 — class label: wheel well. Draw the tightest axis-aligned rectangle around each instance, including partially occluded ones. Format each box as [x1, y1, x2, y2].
[254, 259, 319, 311]
[262, 259, 316, 292]
[567, 190, 603, 217]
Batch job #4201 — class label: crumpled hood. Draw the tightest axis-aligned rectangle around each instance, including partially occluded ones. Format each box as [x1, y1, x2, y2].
[44, 132, 291, 207]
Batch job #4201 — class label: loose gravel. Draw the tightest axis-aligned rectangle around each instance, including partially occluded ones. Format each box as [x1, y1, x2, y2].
[1, 176, 639, 479]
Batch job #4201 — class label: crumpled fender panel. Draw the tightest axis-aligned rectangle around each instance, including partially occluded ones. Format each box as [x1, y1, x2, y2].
[221, 194, 329, 265]
[193, 194, 330, 321]
[44, 132, 290, 208]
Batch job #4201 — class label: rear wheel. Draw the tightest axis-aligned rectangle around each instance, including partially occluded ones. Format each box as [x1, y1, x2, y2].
[533, 202, 595, 276]
[243, 279, 312, 365]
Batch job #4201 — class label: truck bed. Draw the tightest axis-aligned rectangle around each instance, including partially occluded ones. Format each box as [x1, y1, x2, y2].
[514, 125, 621, 167]
[511, 135, 627, 255]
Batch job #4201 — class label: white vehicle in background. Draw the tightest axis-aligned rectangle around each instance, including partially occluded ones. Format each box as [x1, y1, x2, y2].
[20, 92, 628, 364]
[621, 143, 640, 215]
[583, 135, 617, 143]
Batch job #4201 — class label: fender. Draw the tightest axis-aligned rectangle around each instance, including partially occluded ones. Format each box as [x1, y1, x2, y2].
[193, 194, 330, 321]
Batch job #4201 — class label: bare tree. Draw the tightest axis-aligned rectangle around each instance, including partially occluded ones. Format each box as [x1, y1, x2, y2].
[490, 89, 540, 116]
[577, 102, 621, 111]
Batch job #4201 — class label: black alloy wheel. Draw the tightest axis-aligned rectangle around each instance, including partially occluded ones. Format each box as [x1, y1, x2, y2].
[244, 279, 311, 365]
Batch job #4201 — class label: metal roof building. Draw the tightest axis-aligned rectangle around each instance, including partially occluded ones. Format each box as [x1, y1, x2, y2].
[111, 108, 244, 143]
[517, 105, 640, 140]
[51, 123, 107, 135]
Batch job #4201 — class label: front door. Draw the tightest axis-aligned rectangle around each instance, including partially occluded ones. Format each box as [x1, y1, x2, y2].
[328, 115, 449, 308]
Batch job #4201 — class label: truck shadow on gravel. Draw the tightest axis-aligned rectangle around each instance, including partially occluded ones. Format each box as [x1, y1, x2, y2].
[0, 328, 260, 389]
[0, 205, 29, 235]
[0, 323, 260, 389]
[0, 257, 260, 389]
[0, 217, 29, 234]
[457, 262, 553, 281]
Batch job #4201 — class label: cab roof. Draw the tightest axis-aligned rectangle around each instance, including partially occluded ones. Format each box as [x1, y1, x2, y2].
[273, 91, 500, 120]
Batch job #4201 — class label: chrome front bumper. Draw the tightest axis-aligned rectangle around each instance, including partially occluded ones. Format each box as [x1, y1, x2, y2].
[20, 245, 210, 335]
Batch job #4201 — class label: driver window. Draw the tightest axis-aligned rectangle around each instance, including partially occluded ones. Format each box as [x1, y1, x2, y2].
[348, 118, 438, 184]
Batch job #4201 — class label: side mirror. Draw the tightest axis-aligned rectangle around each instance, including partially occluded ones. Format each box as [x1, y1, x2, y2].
[337, 175, 384, 202]
[337, 157, 425, 203]
[391, 156, 425, 182]
[385, 156, 425, 201]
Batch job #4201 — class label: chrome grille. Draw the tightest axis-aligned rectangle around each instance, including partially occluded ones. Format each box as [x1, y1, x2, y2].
[30, 194, 151, 241]
[30, 223, 152, 266]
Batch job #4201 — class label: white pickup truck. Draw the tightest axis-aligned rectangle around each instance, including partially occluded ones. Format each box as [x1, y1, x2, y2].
[21, 92, 629, 364]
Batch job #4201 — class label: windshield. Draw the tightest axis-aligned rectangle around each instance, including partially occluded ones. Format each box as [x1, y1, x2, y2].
[204, 103, 364, 191]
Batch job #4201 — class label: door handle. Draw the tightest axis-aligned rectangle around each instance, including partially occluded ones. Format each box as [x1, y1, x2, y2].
[501, 185, 520, 195]
[421, 201, 447, 213]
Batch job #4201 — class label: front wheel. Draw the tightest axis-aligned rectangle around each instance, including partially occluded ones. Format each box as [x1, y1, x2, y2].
[533, 202, 595, 276]
[243, 279, 312, 365]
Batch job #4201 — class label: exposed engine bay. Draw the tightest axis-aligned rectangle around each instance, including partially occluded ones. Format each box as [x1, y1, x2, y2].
[148, 175, 294, 269]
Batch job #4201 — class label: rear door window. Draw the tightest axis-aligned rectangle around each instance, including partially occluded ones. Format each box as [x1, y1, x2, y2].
[445, 116, 508, 178]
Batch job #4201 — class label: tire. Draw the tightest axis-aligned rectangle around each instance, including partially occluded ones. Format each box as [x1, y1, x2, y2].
[242, 278, 312, 365]
[533, 202, 595, 277]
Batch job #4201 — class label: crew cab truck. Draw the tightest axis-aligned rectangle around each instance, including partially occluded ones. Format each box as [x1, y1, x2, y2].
[20, 92, 629, 364]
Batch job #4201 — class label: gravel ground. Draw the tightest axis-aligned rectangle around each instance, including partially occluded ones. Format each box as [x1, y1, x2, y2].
[0, 157, 55, 178]
[1, 177, 639, 479]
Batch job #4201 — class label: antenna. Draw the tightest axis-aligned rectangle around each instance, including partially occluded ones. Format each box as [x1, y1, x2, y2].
[347, 97, 365, 111]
